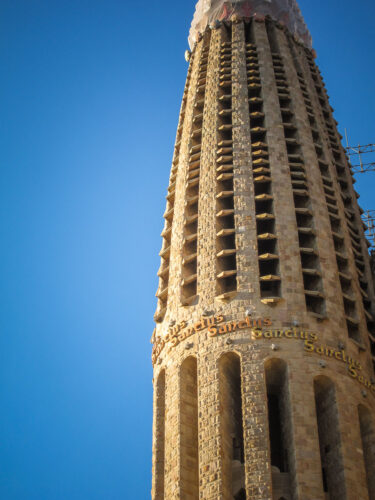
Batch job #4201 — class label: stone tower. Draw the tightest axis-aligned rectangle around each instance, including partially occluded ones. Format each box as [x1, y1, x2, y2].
[151, 1, 375, 499]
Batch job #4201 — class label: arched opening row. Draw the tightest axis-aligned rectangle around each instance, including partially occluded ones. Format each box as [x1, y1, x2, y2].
[153, 356, 375, 499]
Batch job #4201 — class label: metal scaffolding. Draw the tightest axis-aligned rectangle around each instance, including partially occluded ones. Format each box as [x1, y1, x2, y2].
[345, 138, 375, 252]
[345, 142, 375, 174]
[362, 210, 375, 250]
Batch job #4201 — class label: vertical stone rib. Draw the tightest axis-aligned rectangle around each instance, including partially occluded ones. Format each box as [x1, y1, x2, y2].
[358, 404, 375, 499]
[163, 363, 180, 500]
[197, 353, 222, 500]
[242, 348, 271, 500]
[152, 370, 166, 499]
[232, 21, 260, 301]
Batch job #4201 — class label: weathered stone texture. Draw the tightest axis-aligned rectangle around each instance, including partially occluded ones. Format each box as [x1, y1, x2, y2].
[152, 18, 375, 500]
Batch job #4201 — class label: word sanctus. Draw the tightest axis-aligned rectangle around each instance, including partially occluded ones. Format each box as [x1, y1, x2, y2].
[304, 339, 362, 370]
[304, 339, 375, 393]
[151, 315, 271, 364]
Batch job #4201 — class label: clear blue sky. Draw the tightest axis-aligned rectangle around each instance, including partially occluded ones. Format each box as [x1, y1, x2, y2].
[0, 1, 374, 499]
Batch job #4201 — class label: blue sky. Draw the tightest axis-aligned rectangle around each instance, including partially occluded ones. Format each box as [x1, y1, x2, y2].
[0, 1, 374, 499]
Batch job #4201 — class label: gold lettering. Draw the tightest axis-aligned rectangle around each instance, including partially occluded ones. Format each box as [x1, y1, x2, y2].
[348, 365, 357, 379]
[178, 331, 186, 341]
[208, 326, 217, 337]
[219, 324, 228, 334]
[316, 345, 324, 355]
[231, 321, 239, 331]
[252, 328, 263, 340]
[170, 337, 179, 347]
[194, 319, 205, 332]
[186, 328, 194, 339]
[304, 339, 315, 352]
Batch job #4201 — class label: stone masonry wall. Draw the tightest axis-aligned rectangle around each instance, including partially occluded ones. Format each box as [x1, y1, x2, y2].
[152, 18, 375, 500]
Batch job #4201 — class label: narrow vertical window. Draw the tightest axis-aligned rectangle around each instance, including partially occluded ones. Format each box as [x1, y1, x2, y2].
[266, 21, 325, 317]
[181, 33, 211, 306]
[305, 50, 366, 343]
[286, 35, 361, 342]
[215, 24, 237, 299]
[245, 21, 281, 304]
[265, 358, 294, 499]
[314, 376, 346, 500]
[234, 488, 246, 500]
[358, 404, 375, 499]
[180, 357, 199, 498]
[219, 353, 245, 498]
[154, 370, 166, 499]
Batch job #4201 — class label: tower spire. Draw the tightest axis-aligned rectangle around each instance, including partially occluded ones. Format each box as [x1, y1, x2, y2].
[189, 0, 312, 49]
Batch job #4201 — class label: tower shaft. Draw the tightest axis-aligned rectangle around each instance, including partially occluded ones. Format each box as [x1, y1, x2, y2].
[152, 13, 375, 500]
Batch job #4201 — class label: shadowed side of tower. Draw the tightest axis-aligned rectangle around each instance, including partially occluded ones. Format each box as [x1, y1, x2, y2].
[152, 2, 375, 499]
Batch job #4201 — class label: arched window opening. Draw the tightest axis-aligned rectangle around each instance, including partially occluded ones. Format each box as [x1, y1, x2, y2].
[219, 352, 245, 498]
[265, 358, 293, 500]
[268, 392, 285, 471]
[314, 376, 346, 500]
[358, 404, 375, 499]
[180, 357, 199, 498]
[234, 488, 246, 500]
[154, 370, 165, 500]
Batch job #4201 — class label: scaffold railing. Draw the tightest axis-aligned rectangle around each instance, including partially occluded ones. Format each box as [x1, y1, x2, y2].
[345, 143, 375, 174]
[362, 210, 375, 250]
